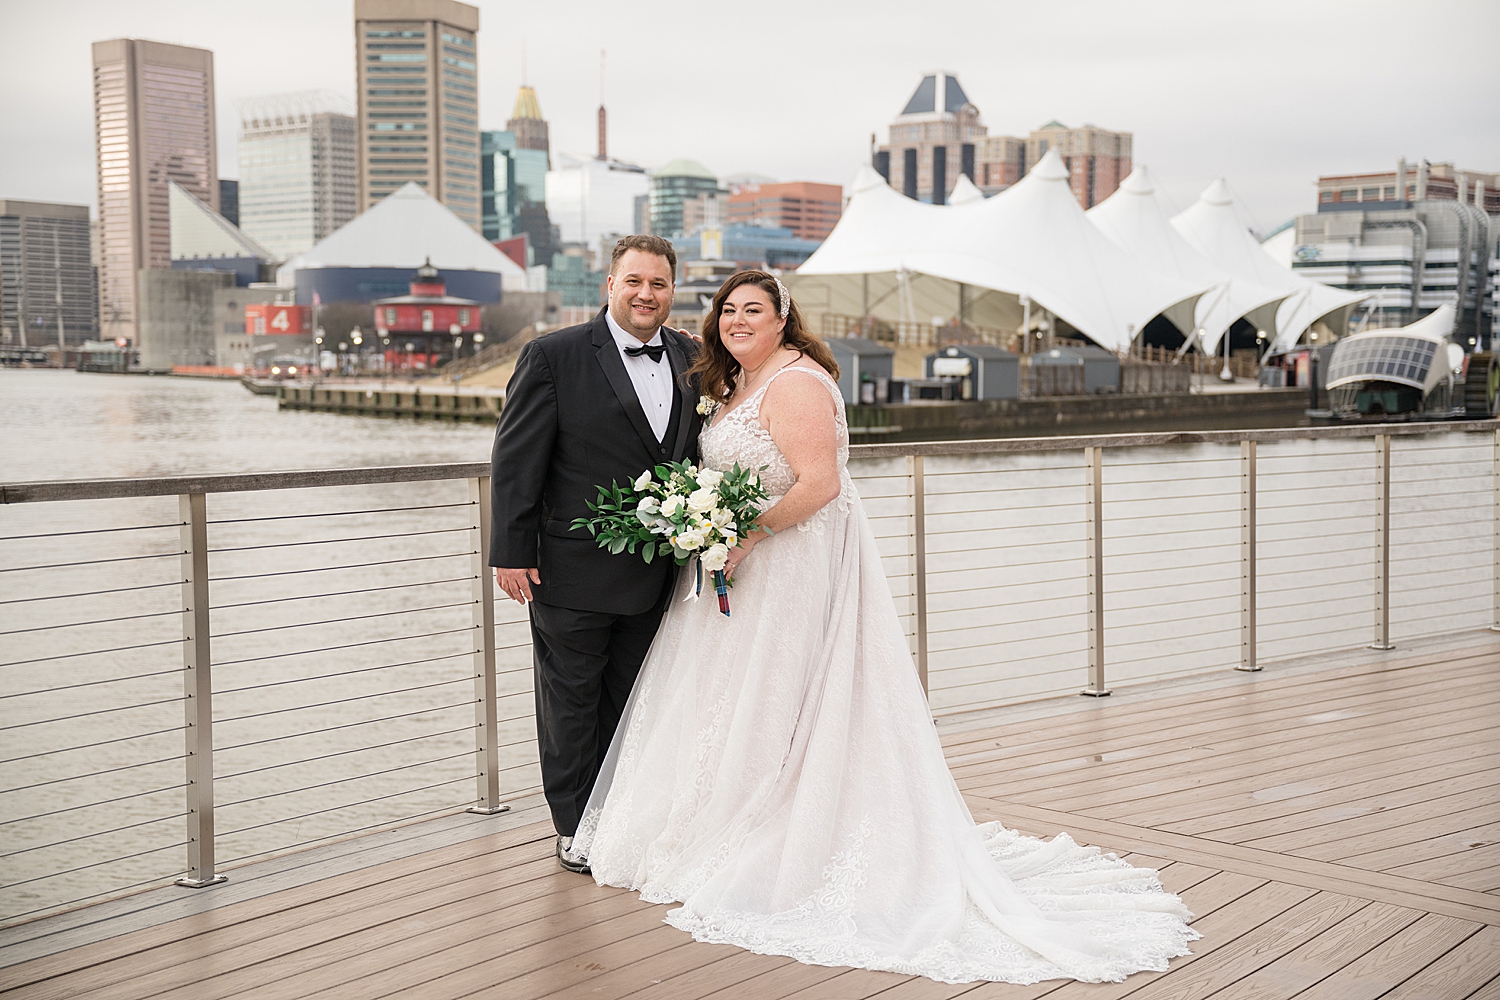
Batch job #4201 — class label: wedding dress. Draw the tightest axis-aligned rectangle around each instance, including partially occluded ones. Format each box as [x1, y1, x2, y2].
[572, 366, 1198, 984]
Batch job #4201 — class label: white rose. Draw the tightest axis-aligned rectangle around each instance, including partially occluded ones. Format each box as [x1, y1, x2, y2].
[633, 470, 653, 491]
[660, 494, 685, 518]
[637, 496, 660, 514]
[700, 543, 730, 572]
[697, 468, 724, 490]
[675, 528, 705, 550]
[686, 487, 716, 513]
[710, 507, 734, 527]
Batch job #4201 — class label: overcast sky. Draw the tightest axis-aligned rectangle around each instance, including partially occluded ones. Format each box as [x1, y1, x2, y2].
[2, 0, 1497, 234]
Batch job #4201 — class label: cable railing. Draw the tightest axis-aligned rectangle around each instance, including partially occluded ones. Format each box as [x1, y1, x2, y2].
[0, 419, 1495, 926]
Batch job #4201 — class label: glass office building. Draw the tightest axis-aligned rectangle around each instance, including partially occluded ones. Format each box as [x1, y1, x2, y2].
[239, 93, 358, 261]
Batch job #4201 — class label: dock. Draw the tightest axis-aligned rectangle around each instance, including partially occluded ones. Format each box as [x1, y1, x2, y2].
[3, 419, 1498, 997]
[276, 382, 504, 422]
[1, 633, 1496, 998]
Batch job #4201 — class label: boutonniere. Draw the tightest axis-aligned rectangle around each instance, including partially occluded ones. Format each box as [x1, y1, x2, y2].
[695, 396, 715, 417]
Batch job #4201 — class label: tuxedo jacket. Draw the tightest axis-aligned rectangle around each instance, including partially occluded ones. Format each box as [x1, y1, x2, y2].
[488, 308, 703, 616]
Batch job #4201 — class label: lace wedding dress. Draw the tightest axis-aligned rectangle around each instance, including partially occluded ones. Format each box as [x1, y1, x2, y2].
[572, 366, 1198, 984]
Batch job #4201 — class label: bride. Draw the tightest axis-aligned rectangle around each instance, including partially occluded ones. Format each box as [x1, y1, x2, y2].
[571, 271, 1198, 984]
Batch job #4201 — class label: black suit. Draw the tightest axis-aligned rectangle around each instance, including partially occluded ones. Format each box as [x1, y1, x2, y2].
[489, 307, 701, 835]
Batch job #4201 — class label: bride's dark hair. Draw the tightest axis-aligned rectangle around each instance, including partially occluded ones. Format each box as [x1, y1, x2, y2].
[688, 270, 840, 404]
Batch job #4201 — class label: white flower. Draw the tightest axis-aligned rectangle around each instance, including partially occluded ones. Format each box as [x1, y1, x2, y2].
[686, 487, 717, 513]
[674, 528, 706, 551]
[697, 468, 724, 490]
[710, 507, 734, 527]
[695, 396, 714, 416]
[700, 543, 730, 572]
[636, 495, 660, 514]
[633, 470, 653, 491]
[660, 494, 685, 518]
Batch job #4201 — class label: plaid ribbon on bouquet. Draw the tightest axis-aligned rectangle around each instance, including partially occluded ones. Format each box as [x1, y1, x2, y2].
[692, 558, 732, 617]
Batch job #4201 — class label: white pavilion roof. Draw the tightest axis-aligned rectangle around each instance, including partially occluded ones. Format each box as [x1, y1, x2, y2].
[277, 183, 527, 289]
[794, 150, 1206, 352]
[1171, 180, 1366, 352]
[1088, 166, 1287, 353]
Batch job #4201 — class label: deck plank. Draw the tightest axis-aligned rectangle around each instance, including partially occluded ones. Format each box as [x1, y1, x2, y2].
[1193, 900, 1423, 999]
[4, 636, 1498, 1000]
[1377, 924, 1500, 1000]
[1289, 912, 1482, 999]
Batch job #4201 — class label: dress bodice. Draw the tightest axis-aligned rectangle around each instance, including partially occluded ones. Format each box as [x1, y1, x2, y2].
[698, 365, 849, 500]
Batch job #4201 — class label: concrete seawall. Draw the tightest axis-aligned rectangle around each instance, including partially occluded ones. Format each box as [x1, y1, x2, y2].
[847, 389, 1311, 440]
[273, 381, 1310, 438]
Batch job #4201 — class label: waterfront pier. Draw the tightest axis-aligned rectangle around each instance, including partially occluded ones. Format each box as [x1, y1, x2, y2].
[2, 421, 1498, 997]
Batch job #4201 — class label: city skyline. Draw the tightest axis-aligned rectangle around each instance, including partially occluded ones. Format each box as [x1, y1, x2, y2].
[2, 0, 1498, 236]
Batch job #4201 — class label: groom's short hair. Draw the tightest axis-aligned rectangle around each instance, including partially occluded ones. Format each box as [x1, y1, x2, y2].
[609, 235, 677, 280]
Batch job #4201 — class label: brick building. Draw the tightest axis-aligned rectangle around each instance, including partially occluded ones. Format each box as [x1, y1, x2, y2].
[1025, 122, 1130, 209]
[1315, 161, 1500, 214]
[725, 181, 842, 242]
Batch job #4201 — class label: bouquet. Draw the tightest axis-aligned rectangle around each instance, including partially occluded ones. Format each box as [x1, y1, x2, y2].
[572, 459, 771, 616]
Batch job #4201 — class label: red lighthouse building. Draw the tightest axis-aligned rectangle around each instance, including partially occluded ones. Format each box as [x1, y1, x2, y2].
[373, 258, 483, 371]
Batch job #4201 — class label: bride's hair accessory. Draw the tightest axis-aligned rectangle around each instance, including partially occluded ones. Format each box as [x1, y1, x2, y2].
[773, 276, 791, 319]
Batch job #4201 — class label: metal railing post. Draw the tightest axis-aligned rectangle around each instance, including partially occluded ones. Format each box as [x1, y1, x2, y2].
[176, 493, 225, 888]
[1371, 434, 1395, 650]
[1082, 446, 1111, 696]
[467, 477, 507, 815]
[1238, 440, 1259, 671]
[911, 455, 929, 694]
[1492, 428, 1500, 632]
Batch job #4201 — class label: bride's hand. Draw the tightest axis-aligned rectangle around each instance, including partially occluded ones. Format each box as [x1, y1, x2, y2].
[723, 533, 759, 578]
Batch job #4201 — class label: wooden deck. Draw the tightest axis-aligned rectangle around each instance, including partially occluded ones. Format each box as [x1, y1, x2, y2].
[3, 632, 1498, 999]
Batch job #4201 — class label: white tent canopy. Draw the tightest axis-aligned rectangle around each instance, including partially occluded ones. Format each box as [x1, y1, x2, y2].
[277, 182, 527, 290]
[793, 150, 1206, 352]
[1171, 180, 1366, 353]
[1087, 167, 1286, 354]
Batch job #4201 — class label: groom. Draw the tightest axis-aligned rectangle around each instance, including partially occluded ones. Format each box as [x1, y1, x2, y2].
[489, 234, 701, 873]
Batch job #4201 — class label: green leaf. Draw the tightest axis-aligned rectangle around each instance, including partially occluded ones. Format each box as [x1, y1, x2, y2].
[642, 542, 655, 565]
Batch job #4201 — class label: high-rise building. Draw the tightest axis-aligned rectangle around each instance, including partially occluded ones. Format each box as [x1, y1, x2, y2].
[1290, 158, 1499, 346]
[649, 160, 721, 239]
[481, 128, 549, 245]
[973, 135, 1027, 194]
[239, 92, 358, 260]
[92, 38, 218, 345]
[0, 199, 98, 348]
[506, 86, 549, 158]
[1026, 122, 1131, 209]
[354, 0, 480, 231]
[218, 179, 239, 226]
[544, 152, 648, 257]
[726, 182, 842, 242]
[875, 73, 985, 205]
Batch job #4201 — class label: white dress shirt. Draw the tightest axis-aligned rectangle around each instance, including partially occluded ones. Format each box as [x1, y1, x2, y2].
[605, 310, 674, 442]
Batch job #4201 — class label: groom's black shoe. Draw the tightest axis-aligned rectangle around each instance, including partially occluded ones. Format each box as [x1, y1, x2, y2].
[557, 835, 591, 875]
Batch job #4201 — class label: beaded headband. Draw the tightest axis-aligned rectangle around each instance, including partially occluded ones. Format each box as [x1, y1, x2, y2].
[773, 276, 791, 319]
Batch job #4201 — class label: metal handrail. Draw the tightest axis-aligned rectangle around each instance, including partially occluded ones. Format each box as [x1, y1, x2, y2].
[1, 418, 1496, 927]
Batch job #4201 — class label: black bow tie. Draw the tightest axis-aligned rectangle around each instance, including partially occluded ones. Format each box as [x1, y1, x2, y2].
[625, 343, 666, 362]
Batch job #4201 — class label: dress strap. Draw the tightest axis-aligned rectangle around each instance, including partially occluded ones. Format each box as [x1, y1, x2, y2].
[762, 365, 845, 411]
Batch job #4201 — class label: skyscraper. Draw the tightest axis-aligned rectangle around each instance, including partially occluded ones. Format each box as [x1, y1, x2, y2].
[0, 199, 98, 348]
[649, 160, 721, 239]
[354, 0, 481, 231]
[876, 73, 985, 205]
[92, 38, 218, 345]
[1027, 122, 1131, 209]
[506, 86, 549, 159]
[239, 92, 358, 260]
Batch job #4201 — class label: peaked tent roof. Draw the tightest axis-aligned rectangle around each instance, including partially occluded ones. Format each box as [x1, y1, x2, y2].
[1172, 180, 1366, 352]
[948, 174, 986, 205]
[1088, 166, 1286, 352]
[277, 183, 526, 288]
[794, 150, 1207, 351]
[169, 180, 273, 262]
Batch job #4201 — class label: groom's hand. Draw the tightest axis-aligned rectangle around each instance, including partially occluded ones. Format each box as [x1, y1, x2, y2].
[496, 567, 541, 603]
